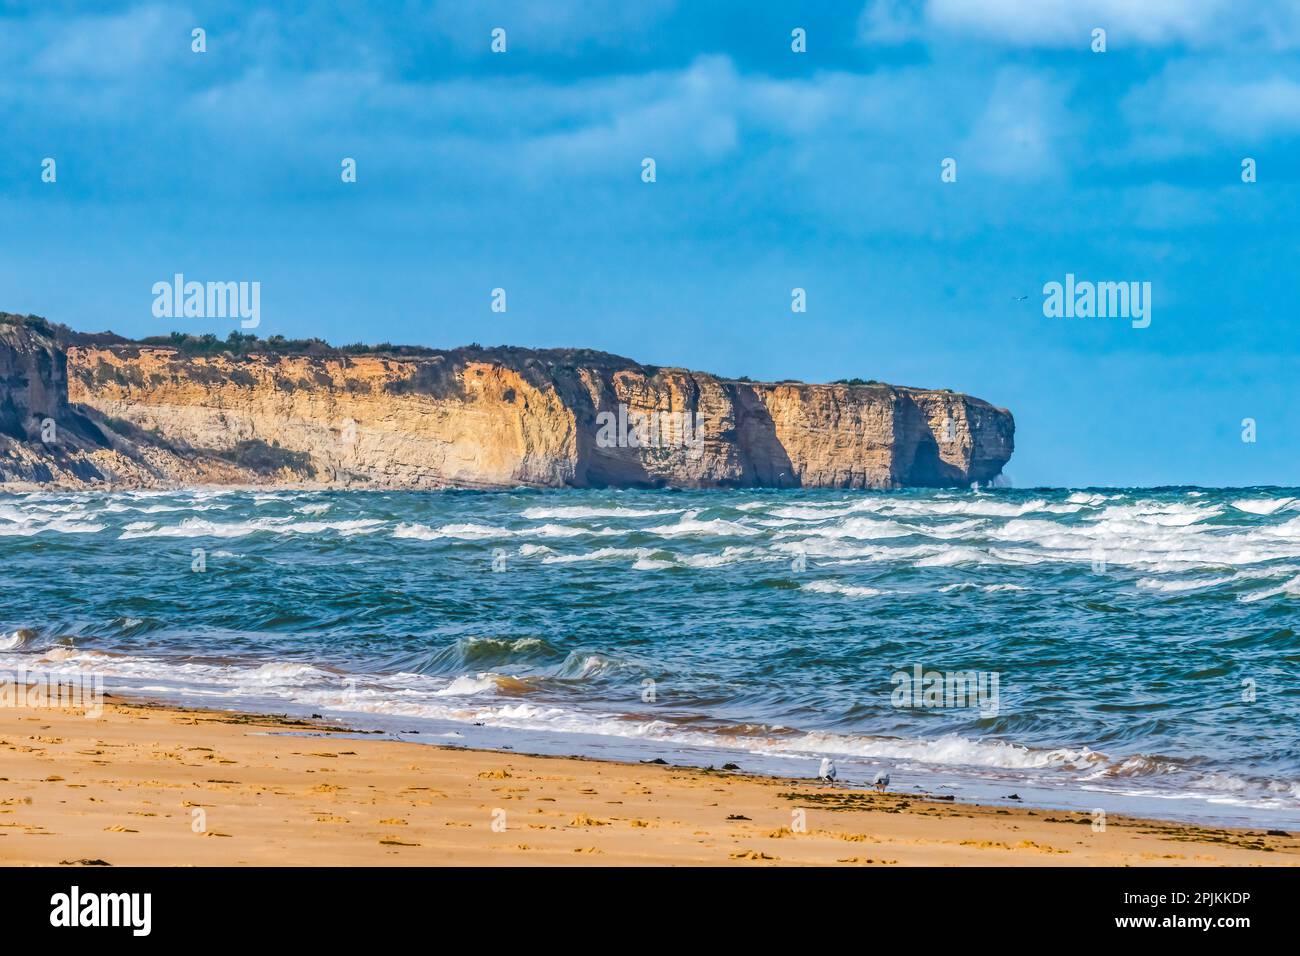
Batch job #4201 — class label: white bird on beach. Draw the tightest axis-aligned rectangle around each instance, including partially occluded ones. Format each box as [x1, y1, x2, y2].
[873, 771, 890, 792]
[818, 758, 837, 786]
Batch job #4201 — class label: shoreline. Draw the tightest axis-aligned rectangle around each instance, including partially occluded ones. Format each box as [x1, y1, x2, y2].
[0, 695, 1295, 867]
[7, 661, 1293, 834]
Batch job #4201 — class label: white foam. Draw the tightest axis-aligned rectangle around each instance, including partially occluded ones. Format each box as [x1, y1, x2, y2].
[645, 510, 759, 537]
[238, 662, 336, 686]
[1231, 497, 1296, 515]
[520, 505, 682, 519]
[393, 522, 441, 540]
[120, 517, 382, 539]
[1239, 574, 1300, 603]
[434, 674, 502, 697]
[531, 523, 610, 538]
[543, 547, 654, 565]
[394, 522, 502, 540]
[0, 517, 105, 536]
[1066, 492, 1109, 505]
[801, 581, 884, 597]
[790, 730, 1100, 771]
[2, 646, 1293, 816]
[1137, 576, 1233, 593]
[915, 547, 987, 567]
[779, 516, 912, 540]
[678, 546, 765, 568]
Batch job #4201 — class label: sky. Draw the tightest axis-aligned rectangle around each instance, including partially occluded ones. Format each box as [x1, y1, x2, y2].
[2, 0, 1299, 487]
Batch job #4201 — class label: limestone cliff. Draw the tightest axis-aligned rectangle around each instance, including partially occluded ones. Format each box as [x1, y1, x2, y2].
[0, 314, 1014, 490]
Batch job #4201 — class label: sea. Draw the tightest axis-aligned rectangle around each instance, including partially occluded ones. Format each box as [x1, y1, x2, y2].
[1, 486, 1297, 829]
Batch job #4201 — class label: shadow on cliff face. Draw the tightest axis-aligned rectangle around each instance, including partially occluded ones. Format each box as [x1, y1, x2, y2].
[730, 385, 797, 487]
[900, 432, 964, 486]
[893, 394, 1012, 487]
[570, 382, 800, 489]
[574, 401, 675, 489]
[893, 394, 967, 487]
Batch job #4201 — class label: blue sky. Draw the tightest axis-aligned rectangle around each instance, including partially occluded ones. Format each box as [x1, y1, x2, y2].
[2, 1, 1299, 487]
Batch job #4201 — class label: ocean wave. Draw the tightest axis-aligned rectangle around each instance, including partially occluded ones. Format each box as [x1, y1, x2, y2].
[542, 546, 656, 564]
[0, 629, 34, 650]
[0, 517, 105, 535]
[1087, 503, 1224, 526]
[777, 516, 913, 540]
[240, 661, 338, 686]
[394, 521, 610, 541]
[678, 546, 766, 568]
[397, 636, 559, 674]
[767, 504, 857, 521]
[432, 673, 535, 697]
[554, 652, 633, 679]
[915, 546, 988, 567]
[801, 581, 885, 598]
[874, 498, 1049, 518]
[791, 730, 1100, 771]
[1239, 574, 1300, 603]
[2, 644, 1294, 819]
[394, 521, 502, 540]
[520, 505, 682, 519]
[1231, 497, 1297, 515]
[645, 511, 760, 537]
[1136, 575, 1234, 593]
[4, 486, 1299, 827]
[120, 517, 383, 539]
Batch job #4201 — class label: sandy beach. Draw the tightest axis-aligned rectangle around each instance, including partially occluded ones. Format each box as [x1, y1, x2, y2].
[0, 696, 1293, 867]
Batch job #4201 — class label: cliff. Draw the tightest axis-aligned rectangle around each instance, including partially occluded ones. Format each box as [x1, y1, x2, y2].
[0, 314, 1014, 490]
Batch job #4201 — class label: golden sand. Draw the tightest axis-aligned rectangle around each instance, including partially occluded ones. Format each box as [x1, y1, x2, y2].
[0, 697, 1295, 866]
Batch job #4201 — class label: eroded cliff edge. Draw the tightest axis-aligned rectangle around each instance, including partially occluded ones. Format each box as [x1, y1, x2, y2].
[0, 314, 1014, 490]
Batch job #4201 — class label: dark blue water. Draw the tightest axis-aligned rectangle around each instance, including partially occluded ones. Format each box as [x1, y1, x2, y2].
[1, 487, 1297, 827]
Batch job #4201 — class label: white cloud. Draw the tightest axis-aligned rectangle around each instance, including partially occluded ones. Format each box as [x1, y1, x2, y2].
[426, 0, 680, 55]
[858, 0, 925, 44]
[959, 69, 1076, 178]
[860, 0, 1300, 49]
[1124, 62, 1300, 148]
[32, 4, 191, 77]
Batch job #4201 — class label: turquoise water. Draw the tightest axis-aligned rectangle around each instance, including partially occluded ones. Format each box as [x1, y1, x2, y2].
[1, 486, 1297, 827]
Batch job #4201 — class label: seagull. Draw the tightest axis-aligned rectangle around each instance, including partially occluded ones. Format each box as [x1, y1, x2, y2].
[818, 758, 837, 786]
[873, 771, 890, 792]
[1013, 294, 1029, 302]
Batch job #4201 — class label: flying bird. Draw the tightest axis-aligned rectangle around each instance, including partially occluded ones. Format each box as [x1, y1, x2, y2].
[1013, 294, 1029, 302]
[873, 771, 890, 792]
[818, 758, 837, 786]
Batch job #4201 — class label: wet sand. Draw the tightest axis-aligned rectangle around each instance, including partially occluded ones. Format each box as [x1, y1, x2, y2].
[1, 697, 1295, 866]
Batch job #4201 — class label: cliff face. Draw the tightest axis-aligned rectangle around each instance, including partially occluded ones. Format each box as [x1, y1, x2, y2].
[0, 316, 1014, 490]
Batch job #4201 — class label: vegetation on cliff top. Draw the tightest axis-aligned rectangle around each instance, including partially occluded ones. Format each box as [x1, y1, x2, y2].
[2, 313, 642, 370]
[4, 312, 903, 393]
[136, 330, 443, 359]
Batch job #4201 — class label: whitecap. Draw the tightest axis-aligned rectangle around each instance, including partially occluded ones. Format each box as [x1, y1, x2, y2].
[520, 505, 682, 519]
[801, 581, 884, 598]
